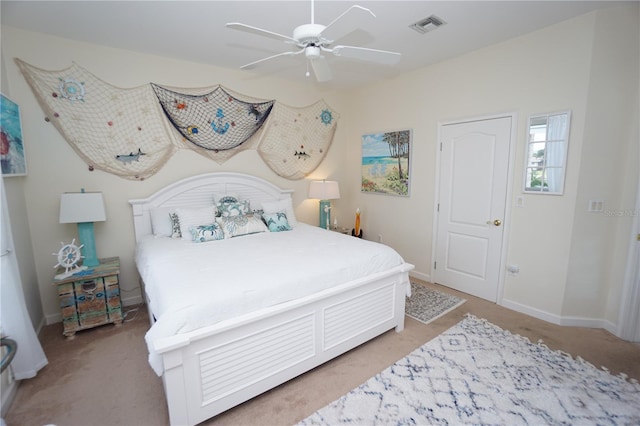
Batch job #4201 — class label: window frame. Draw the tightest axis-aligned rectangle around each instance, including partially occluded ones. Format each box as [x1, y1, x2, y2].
[523, 111, 571, 195]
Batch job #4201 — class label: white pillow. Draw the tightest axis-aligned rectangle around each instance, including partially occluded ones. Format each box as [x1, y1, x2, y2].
[217, 214, 268, 238]
[149, 207, 174, 237]
[175, 206, 217, 241]
[261, 199, 297, 227]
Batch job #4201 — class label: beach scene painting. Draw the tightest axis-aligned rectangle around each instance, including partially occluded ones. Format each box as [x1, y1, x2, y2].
[361, 129, 411, 196]
[1, 94, 27, 176]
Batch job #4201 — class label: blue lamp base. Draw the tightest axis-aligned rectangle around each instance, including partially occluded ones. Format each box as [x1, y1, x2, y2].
[77, 222, 99, 267]
[319, 200, 331, 229]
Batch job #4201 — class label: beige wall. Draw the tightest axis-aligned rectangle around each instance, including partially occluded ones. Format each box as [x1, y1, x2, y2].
[564, 6, 640, 325]
[1, 5, 637, 333]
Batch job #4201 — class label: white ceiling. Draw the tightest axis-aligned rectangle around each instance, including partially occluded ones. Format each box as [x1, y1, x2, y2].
[1, 0, 630, 89]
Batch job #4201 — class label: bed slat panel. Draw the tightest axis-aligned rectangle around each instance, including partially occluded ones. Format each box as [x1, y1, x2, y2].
[323, 283, 395, 350]
[158, 184, 224, 209]
[196, 314, 316, 404]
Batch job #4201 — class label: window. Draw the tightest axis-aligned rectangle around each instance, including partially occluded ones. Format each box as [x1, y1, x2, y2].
[524, 111, 571, 194]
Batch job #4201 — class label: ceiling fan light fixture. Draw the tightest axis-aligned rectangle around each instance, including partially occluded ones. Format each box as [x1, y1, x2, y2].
[305, 46, 321, 59]
[410, 15, 446, 34]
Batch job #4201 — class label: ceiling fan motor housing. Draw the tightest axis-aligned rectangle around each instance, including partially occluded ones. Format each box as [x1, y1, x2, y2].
[293, 23, 328, 47]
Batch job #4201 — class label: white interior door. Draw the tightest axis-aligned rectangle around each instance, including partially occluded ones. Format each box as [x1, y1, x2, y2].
[433, 116, 512, 302]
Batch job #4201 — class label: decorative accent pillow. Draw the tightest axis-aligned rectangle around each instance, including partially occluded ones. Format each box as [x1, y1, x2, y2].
[175, 206, 217, 241]
[262, 212, 292, 232]
[217, 214, 268, 238]
[169, 212, 181, 239]
[217, 200, 250, 217]
[216, 194, 238, 204]
[261, 199, 297, 227]
[190, 223, 225, 243]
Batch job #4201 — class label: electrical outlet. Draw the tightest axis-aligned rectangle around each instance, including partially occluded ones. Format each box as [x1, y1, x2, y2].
[588, 199, 605, 212]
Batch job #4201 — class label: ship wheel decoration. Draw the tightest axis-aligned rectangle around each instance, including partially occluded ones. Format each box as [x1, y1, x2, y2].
[58, 77, 85, 102]
[53, 239, 87, 279]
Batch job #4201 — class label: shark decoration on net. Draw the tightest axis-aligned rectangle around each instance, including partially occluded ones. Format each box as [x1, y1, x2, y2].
[115, 148, 146, 164]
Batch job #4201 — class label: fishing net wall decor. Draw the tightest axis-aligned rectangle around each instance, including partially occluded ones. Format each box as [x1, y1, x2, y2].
[16, 59, 340, 180]
[151, 84, 274, 164]
[15, 60, 177, 180]
[257, 100, 339, 180]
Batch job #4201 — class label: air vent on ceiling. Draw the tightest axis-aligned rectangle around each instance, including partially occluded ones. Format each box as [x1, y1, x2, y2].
[409, 15, 446, 34]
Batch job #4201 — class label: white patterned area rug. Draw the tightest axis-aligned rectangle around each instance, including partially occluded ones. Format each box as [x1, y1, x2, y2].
[405, 282, 466, 325]
[299, 315, 640, 425]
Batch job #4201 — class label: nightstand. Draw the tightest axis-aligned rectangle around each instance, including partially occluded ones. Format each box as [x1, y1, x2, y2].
[52, 256, 123, 339]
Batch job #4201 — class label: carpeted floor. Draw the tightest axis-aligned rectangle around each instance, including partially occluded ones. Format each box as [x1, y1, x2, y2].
[5, 280, 640, 426]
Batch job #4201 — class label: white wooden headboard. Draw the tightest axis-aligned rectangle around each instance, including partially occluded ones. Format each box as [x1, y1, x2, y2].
[128, 172, 294, 242]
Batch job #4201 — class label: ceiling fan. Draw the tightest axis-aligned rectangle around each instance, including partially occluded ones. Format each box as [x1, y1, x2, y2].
[226, 0, 401, 82]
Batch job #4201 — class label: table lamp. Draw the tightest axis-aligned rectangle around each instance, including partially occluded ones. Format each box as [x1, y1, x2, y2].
[309, 180, 340, 229]
[59, 189, 106, 267]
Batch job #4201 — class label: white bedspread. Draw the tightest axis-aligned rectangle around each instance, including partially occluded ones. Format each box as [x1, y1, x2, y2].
[136, 223, 406, 375]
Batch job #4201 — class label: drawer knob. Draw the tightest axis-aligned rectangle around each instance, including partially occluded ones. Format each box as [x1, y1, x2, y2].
[82, 280, 97, 300]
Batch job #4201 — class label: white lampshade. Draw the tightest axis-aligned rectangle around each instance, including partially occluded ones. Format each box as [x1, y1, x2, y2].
[59, 192, 106, 223]
[308, 180, 340, 200]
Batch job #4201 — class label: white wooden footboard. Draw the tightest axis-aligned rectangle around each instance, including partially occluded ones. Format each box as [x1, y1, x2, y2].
[156, 264, 413, 426]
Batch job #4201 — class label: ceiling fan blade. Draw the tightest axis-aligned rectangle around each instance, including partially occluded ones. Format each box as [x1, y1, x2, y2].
[240, 50, 302, 70]
[319, 5, 376, 43]
[332, 45, 401, 65]
[226, 23, 297, 43]
[310, 56, 332, 82]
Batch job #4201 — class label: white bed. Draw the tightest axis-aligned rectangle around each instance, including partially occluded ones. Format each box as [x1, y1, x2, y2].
[129, 172, 414, 426]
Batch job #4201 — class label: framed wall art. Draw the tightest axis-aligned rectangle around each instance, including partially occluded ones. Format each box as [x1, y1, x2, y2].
[1, 93, 27, 176]
[361, 129, 411, 196]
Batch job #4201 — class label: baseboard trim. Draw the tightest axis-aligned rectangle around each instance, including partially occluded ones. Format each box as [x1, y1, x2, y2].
[500, 298, 562, 324]
[1, 378, 18, 417]
[409, 270, 431, 283]
[501, 298, 619, 334]
[122, 295, 143, 307]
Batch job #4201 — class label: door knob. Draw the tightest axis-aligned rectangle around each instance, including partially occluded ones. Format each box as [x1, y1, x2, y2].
[493, 219, 502, 226]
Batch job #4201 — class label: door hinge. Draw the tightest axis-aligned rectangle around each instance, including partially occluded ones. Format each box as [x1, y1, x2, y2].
[440, 142, 443, 151]
[437, 203, 440, 212]
[434, 261, 437, 270]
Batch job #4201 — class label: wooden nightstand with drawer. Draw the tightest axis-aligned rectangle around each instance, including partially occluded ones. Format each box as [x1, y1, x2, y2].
[53, 257, 123, 339]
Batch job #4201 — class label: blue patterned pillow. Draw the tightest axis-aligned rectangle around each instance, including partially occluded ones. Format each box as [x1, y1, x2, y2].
[190, 223, 225, 243]
[217, 195, 238, 204]
[262, 212, 292, 232]
[217, 200, 250, 217]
